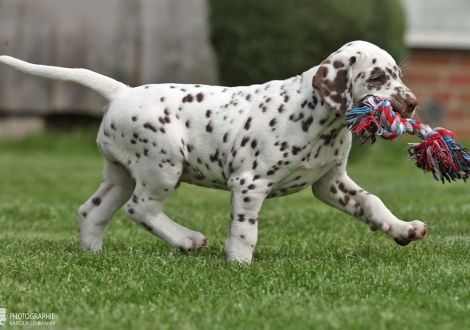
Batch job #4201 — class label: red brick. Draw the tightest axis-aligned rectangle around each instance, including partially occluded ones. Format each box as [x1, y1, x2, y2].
[448, 128, 470, 138]
[460, 93, 470, 103]
[406, 86, 437, 99]
[411, 91, 425, 100]
[407, 50, 453, 66]
[457, 53, 470, 66]
[444, 115, 470, 125]
[449, 74, 470, 86]
[403, 72, 440, 84]
[449, 104, 469, 115]
[432, 91, 452, 103]
[446, 111, 466, 121]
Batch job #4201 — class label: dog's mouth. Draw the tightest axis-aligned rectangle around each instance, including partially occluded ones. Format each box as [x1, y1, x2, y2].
[388, 97, 415, 119]
[359, 95, 416, 119]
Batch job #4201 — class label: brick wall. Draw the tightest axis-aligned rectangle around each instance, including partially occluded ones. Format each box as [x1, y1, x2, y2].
[402, 49, 470, 137]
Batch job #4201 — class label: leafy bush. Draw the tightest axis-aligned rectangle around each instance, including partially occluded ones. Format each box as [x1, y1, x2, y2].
[209, 0, 405, 87]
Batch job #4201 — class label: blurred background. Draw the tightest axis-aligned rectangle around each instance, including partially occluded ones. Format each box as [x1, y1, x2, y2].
[0, 0, 469, 138]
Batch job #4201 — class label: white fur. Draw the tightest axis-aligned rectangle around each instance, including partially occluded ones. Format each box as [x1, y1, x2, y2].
[0, 41, 426, 263]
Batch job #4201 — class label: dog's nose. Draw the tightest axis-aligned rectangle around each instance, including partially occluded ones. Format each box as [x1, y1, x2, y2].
[405, 97, 417, 112]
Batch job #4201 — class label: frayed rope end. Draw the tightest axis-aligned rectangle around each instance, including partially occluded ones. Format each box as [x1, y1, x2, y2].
[346, 96, 470, 183]
[347, 107, 380, 145]
[408, 132, 470, 183]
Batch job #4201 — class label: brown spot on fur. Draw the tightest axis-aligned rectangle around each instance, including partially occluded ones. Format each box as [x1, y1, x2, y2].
[244, 117, 252, 130]
[394, 237, 411, 246]
[143, 122, 157, 132]
[182, 94, 194, 103]
[333, 60, 345, 69]
[206, 121, 213, 133]
[313, 61, 351, 114]
[241, 136, 250, 147]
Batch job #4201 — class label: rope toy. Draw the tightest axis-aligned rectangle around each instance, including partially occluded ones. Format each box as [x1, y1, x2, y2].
[346, 95, 470, 183]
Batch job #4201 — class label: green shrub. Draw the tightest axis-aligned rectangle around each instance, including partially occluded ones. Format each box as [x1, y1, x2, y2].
[209, 0, 405, 87]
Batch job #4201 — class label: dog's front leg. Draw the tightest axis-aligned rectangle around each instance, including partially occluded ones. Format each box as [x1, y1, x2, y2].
[312, 168, 427, 245]
[225, 176, 268, 263]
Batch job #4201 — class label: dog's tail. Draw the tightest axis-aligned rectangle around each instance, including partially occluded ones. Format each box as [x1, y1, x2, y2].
[0, 55, 128, 101]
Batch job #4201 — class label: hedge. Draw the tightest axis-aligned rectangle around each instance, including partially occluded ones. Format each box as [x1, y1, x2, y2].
[209, 0, 406, 87]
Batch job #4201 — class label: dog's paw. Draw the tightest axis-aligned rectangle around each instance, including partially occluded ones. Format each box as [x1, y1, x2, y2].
[224, 252, 252, 264]
[176, 232, 208, 251]
[223, 244, 253, 263]
[392, 220, 427, 246]
[79, 242, 103, 252]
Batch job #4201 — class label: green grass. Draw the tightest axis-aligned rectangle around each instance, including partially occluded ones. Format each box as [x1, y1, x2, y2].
[1, 128, 470, 330]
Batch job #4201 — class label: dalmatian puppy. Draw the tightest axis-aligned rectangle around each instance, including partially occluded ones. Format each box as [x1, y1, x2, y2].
[0, 41, 426, 262]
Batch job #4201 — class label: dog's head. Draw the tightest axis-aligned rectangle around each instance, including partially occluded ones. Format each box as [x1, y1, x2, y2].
[312, 41, 416, 118]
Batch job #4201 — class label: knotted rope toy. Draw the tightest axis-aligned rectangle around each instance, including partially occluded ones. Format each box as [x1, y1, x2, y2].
[346, 95, 470, 183]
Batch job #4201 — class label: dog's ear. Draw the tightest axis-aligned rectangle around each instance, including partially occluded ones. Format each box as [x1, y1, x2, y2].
[312, 53, 357, 115]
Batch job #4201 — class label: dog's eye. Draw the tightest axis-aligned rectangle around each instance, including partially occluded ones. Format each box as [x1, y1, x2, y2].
[370, 76, 382, 83]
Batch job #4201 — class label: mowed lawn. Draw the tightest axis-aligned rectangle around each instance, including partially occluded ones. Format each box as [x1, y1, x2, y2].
[1, 128, 469, 330]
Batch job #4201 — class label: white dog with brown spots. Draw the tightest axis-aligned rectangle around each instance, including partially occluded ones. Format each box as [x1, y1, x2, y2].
[0, 41, 426, 262]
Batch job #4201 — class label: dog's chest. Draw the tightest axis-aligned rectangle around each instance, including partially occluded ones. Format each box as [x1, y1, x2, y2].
[265, 124, 351, 198]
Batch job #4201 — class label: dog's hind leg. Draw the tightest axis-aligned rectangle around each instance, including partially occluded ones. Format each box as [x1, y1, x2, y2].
[78, 160, 135, 250]
[124, 163, 207, 251]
